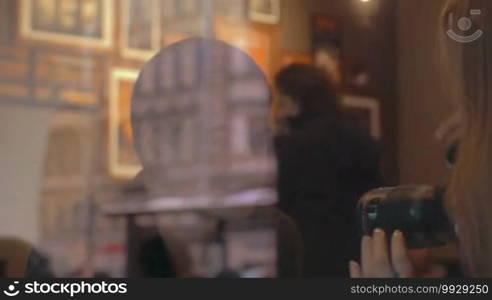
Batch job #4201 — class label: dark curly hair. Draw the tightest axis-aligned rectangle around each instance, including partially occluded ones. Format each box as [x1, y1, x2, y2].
[275, 63, 339, 119]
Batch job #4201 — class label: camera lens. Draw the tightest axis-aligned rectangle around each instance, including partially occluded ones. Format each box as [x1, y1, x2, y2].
[446, 143, 459, 167]
[359, 186, 455, 248]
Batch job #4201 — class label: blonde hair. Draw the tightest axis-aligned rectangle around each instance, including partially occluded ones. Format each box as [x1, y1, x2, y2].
[441, 0, 492, 277]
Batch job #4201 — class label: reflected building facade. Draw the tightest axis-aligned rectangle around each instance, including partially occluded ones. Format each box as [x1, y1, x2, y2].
[132, 38, 274, 200]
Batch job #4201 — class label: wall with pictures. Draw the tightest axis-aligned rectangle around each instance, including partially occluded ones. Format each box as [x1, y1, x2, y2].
[329, 0, 398, 183]
[298, 0, 451, 186]
[278, 0, 399, 183]
[0, 0, 402, 275]
[0, 0, 284, 276]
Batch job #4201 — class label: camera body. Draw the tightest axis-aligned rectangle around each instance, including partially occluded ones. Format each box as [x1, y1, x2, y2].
[358, 185, 455, 249]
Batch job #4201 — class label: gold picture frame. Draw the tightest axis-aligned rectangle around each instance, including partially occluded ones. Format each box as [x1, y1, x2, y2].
[19, 0, 114, 49]
[248, 0, 281, 25]
[109, 68, 142, 179]
[120, 0, 161, 60]
[341, 95, 382, 139]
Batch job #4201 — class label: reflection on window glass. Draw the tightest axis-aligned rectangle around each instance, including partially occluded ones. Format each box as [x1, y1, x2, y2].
[1, 0, 426, 280]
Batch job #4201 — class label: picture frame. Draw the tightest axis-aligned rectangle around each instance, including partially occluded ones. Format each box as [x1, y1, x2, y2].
[109, 68, 142, 179]
[341, 95, 381, 139]
[120, 0, 161, 60]
[19, 0, 114, 49]
[312, 14, 343, 87]
[248, 0, 281, 25]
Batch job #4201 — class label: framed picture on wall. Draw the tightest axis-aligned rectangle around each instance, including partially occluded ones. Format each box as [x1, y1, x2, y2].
[109, 68, 142, 179]
[312, 14, 343, 88]
[121, 0, 161, 60]
[248, 0, 281, 24]
[341, 95, 381, 139]
[19, 0, 113, 48]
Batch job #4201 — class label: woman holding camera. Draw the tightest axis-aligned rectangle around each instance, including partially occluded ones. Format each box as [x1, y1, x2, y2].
[351, 0, 492, 278]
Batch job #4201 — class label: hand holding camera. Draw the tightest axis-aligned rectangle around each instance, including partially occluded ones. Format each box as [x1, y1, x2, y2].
[351, 185, 455, 278]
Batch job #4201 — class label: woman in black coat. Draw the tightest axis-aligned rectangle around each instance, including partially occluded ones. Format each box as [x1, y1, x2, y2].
[273, 64, 383, 277]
